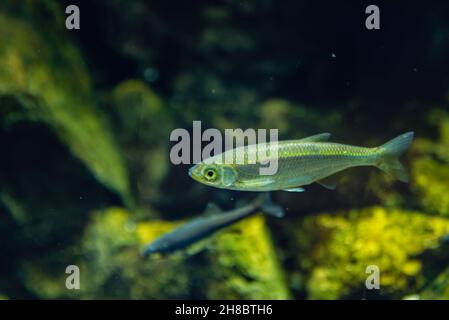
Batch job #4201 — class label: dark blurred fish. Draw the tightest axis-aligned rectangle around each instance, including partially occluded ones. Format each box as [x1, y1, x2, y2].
[141, 194, 283, 257]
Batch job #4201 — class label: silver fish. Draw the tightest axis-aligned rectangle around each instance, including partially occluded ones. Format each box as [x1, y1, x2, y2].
[189, 132, 414, 192]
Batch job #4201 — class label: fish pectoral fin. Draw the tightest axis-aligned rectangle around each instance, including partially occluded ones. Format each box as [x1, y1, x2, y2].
[239, 177, 276, 189]
[204, 202, 223, 215]
[282, 187, 305, 192]
[184, 240, 210, 257]
[298, 133, 331, 142]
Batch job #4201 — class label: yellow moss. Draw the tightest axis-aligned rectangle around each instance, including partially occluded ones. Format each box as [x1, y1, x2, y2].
[411, 142, 449, 216]
[88, 208, 138, 245]
[207, 214, 291, 299]
[296, 207, 449, 299]
[402, 260, 421, 276]
[136, 220, 183, 245]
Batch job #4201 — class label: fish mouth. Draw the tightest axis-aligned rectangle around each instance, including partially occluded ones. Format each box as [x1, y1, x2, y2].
[189, 165, 205, 184]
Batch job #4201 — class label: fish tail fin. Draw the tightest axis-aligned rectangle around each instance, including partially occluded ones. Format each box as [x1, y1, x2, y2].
[375, 131, 414, 182]
[257, 193, 284, 218]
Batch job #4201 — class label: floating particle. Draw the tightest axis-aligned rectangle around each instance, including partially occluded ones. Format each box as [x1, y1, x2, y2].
[143, 67, 159, 82]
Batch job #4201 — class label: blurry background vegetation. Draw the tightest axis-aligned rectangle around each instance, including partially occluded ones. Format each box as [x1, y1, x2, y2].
[1, 0, 449, 299]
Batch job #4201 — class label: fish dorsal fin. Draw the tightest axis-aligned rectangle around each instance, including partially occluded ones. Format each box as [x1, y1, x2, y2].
[298, 133, 331, 142]
[316, 175, 339, 190]
[204, 202, 222, 215]
[282, 187, 305, 192]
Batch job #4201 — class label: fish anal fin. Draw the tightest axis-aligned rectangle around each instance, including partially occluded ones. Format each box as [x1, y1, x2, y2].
[316, 176, 338, 190]
[298, 133, 331, 143]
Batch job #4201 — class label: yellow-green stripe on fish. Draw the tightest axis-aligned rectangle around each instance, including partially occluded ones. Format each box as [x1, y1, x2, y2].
[188, 132, 414, 192]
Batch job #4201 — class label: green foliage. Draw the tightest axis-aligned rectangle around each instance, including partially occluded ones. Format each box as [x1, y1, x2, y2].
[0, 10, 130, 204]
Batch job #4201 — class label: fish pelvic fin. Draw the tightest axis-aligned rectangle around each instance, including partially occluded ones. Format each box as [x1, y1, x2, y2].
[256, 193, 285, 218]
[203, 202, 223, 216]
[282, 187, 305, 192]
[376, 131, 414, 182]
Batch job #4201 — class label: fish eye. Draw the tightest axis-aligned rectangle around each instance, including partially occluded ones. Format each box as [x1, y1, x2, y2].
[203, 167, 218, 181]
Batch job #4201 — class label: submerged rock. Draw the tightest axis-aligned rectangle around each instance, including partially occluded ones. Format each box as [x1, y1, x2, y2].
[206, 214, 291, 299]
[21, 208, 193, 299]
[290, 207, 449, 299]
[21, 207, 292, 299]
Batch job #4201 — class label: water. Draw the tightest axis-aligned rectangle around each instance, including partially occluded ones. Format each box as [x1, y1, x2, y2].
[1, 0, 449, 300]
